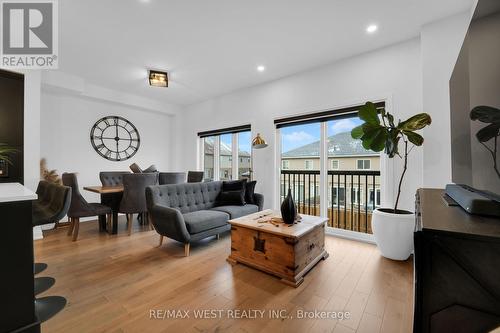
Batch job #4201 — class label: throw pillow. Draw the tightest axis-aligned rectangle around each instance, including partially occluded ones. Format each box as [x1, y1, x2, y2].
[244, 181, 257, 204]
[222, 179, 247, 192]
[217, 190, 245, 206]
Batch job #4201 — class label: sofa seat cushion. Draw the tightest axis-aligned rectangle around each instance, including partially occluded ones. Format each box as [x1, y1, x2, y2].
[183, 210, 229, 234]
[210, 204, 259, 219]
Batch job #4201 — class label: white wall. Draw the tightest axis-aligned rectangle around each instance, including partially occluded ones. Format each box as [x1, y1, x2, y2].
[420, 12, 472, 188]
[23, 71, 42, 191]
[178, 39, 424, 212]
[40, 85, 180, 204]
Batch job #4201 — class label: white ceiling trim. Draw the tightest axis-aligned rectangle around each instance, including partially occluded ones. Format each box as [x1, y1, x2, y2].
[41, 71, 179, 116]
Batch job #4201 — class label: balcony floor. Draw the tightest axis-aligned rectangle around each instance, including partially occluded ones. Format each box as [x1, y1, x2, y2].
[35, 217, 413, 333]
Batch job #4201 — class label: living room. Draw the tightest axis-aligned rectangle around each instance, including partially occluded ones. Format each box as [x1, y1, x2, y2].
[1, 0, 499, 332]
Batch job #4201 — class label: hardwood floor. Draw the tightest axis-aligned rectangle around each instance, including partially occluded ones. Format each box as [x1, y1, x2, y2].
[35, 218, 414, 333]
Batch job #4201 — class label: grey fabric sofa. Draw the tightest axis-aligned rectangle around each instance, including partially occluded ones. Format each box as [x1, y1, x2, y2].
[146, 181, 263, 256]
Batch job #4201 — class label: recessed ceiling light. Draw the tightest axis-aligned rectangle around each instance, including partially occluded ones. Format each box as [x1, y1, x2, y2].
[366, 24, 378, 34]
[257, 65, 265, 72]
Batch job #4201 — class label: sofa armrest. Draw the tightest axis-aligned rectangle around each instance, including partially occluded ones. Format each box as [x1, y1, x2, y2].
[149, 204, 190, 243]
[253, 193, 264, 211]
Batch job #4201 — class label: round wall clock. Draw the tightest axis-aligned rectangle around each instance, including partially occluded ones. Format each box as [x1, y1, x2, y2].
[90, 116, 140, 161]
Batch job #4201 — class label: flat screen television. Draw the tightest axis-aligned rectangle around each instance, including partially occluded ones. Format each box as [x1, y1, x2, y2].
[450, 0, 500, 201]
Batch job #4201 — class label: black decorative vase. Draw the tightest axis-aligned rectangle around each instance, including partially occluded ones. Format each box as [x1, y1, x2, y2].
[281, 188, 297, 224]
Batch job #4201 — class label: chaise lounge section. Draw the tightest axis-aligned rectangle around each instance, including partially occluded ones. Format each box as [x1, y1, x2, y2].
[146, 181, 263, 256]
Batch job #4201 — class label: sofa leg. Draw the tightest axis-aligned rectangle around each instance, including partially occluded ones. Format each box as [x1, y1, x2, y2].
[148, 213, 154, 231]
[216, 234, 220, 240]
[72, 218, 80, 241]
[158, 235, 163, 247]
[184, 243, 190, 257]
[67, 217, 74, 236]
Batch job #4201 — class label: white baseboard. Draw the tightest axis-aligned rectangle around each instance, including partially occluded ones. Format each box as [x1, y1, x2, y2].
[326, 227, 376, 244]
[33, 226, 43, 240]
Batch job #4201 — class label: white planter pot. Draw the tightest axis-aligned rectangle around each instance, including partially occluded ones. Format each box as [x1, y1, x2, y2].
[372, 208, 415, 261]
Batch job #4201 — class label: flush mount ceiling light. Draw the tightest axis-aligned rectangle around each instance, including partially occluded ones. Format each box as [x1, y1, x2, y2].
[257, 65, 266, 72]
[148, 70, 168, 87]
[366, 24, 378, 34]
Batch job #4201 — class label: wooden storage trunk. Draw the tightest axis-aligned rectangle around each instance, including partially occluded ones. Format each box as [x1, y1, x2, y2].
[227, 210, 329, 287]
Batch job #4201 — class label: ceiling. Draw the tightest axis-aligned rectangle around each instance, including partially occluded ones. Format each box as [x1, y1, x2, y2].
[58, 0, 474, 106]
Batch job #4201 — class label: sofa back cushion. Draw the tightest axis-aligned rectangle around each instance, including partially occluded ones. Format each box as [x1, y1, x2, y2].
[146, 181, 222, 213]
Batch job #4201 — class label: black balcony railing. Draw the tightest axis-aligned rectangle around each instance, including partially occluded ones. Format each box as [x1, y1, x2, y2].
[280, 170, 381, 234]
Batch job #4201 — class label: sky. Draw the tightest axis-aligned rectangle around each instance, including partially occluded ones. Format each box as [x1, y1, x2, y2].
[217, 116, 362, 154]
[220, 131, 251, 154]
[281, 117, 363, 153]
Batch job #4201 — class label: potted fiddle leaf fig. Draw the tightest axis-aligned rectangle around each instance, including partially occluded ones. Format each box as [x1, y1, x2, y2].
[470, 105, 500, 179]
[0, 144, 16, 177]
[0, 143, 16, 164]
[351, 102, 432, 260]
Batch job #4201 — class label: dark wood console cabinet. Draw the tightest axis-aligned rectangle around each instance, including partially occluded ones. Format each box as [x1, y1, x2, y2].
[414, 189, 500, 333]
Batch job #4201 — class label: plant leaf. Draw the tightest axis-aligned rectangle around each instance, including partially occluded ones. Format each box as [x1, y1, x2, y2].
[359, 123, 382, 147]
[399, 113, 432, 131]
[351, 125, 364, 139]
[358, 102, 380, 125]
[476, 123, 500, 142]
[470, 106, 500, 124]
[404, 131, 424, 146]
[0, 145, 17, 165]
[370, 129, 388, 152]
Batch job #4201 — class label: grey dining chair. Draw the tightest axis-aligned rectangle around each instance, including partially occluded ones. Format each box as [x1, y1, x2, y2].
[159, 172, 186, 185]
[187, 171, 204, 183]
[118, 173, 158, 235]
[62, 173, 112, 241]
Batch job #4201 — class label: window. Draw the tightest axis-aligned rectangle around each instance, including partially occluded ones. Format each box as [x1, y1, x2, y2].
[351, 188, 362, 205]
[219, 134, 232, 180]
[282, 160, 290, 170]
[330, 187, 346, 207]
[357, 159, 371, 170]
[293, 185, 305, 201]
[309, 184, 319, 199]
[331, 160, 340, 170]
[238, 131, 252, 179]
[369, 188, 381, 208]
[305, 160, 313, 170]
[198, 125, 251, 181]
[203, 136, 215, 181]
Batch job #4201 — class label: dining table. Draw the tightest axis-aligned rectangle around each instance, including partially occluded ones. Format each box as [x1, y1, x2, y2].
[83, 185, 123, 234]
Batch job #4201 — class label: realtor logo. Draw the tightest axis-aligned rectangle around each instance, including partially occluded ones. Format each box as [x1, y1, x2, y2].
[1, 0, 58, 69]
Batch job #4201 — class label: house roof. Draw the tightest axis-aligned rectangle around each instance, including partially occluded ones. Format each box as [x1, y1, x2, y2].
[203, 139, 251, 157]
[282, 131, 379, 158]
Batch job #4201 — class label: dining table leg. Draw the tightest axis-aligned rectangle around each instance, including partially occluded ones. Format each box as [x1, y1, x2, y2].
[112, 211, 119, 234]
[98, 215, 106, 231]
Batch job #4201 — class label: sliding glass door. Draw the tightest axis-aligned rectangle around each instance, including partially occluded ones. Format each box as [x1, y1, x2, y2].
[278, 112, 381, 235]
[326, 118, 380, 234]
[280, 123, 321, 216]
